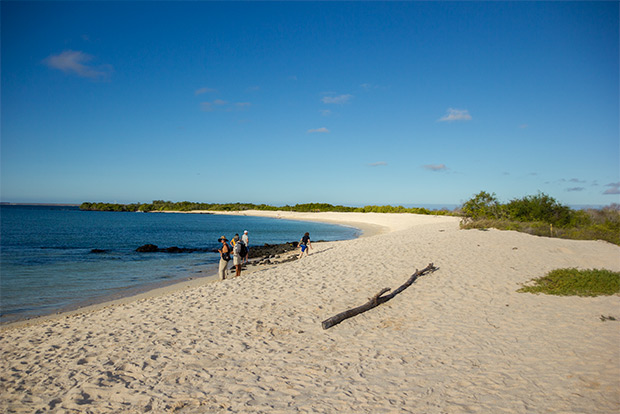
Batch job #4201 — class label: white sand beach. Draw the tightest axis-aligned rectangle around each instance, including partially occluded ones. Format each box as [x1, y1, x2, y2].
[1, 211, 619, 413]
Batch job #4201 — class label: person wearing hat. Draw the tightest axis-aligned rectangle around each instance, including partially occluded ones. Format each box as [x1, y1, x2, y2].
[217, 236, 231, 280]
[241, 230, 249, 264]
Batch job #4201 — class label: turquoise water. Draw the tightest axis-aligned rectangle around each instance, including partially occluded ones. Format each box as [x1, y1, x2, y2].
[0, 205, 360, 322]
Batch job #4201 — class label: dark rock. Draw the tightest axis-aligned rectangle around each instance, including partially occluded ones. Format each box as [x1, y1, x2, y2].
[134, 241, 303, 257]
[248, 242, 299, 259]
[135, 244, 214, 253]
[90, 249, 108, 254]
[136, 244, 159, 252]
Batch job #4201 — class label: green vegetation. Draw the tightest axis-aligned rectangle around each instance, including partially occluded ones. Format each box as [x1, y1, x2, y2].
[518, 268, 620, 296]
[460, 191, 620, 245]
[79, 201, 453, 216]
[81, 192, 620, 245]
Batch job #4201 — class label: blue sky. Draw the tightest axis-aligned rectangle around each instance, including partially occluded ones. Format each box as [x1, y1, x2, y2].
[2, 1, 618, 208]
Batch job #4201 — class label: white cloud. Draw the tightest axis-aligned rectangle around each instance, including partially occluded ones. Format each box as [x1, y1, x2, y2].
[43, 50, 112, 80]
[322, 94, 353, 104]
[438, 108, 472, 122]
[423, 164, 447, 171]
[320, 109, 332, 116]
[368, 161, 387, 167]
[308, 127, 329, 134]
[195, 87, 216, 95]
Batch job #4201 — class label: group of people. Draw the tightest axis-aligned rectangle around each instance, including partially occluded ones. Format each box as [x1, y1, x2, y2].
[217, 230, 313, 280]
[217, 230, 249, 280]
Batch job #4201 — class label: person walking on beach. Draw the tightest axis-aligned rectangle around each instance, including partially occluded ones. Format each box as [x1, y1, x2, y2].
[217, 236, 231, 280]
[298, 232, 312, 259]
[241, 230, 249, 264]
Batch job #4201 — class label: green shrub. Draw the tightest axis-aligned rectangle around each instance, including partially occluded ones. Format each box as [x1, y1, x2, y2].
[506, 192, 572, 225]
[461, 191, 503, 220]
[518, 268, 620, 296]
[460, 192, 620, 245]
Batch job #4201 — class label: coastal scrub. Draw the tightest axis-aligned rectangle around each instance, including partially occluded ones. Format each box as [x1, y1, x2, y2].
[460, 191, 620, 245]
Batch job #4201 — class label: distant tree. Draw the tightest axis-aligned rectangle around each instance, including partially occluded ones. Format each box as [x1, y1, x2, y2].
[461, 191, 502, 220]
[506, 192, 572, 225]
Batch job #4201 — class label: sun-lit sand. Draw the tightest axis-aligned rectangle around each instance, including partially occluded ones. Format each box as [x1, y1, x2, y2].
[1, 211, 619, 413]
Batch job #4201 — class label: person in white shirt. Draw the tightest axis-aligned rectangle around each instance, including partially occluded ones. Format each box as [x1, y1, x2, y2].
[241, 230, 249, 264]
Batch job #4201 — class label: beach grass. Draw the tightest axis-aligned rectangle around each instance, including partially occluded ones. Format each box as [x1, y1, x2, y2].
[518, 268, 620, 296]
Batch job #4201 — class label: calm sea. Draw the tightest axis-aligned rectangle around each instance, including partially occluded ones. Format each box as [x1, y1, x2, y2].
[0, 205, 360, 323]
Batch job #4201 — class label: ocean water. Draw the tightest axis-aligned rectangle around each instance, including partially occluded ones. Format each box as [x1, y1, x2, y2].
[0, 205, 360, 323]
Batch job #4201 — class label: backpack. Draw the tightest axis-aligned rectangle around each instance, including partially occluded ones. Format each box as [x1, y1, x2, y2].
[222, 243, 231, 261]
[236, 240, 247, 257]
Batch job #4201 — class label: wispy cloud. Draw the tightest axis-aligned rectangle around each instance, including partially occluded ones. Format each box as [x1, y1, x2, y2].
[368, 161, 387, 167]
[603, 182, 620, 195]
[322, 94, 353, 104]
[423, 164, 447, 171]
[43, 50, 112, 80]
[195, 87, 216, 95]
[308, 127, 329, 134]
[320, 109, 332, 116]
[200, 102, 215, 112]
[566, 187, 585, 192]
[438, 108, 472, 122]
[200, 100, 250, 112]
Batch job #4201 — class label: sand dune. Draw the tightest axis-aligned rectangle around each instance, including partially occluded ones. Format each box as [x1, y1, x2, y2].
[1, 212, 619, 413]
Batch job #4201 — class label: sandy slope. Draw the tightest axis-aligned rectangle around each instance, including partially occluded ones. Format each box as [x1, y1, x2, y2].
[1, 212, 619, 413]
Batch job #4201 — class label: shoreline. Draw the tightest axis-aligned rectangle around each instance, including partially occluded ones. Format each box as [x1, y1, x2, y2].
[1, 211, 373, 330]
[159, 209, 390, 238]
[2, 211, 619, 413]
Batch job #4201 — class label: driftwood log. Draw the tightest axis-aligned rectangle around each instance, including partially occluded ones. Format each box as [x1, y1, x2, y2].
[321, 263, 438, 330]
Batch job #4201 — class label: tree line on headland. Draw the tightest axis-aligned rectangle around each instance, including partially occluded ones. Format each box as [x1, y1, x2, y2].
[80, 192, 620, 245]
[79, 200, 447, 215]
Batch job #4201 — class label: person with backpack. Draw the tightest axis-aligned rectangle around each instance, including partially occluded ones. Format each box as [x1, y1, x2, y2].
[232, 238, 247, 277]
[298, 232, 312, 259]
[217, 236, 231, 280]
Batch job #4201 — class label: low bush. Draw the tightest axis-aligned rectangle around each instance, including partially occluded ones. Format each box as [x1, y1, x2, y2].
[518, 268, 620, 296]
[460, 192, 620, 245]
